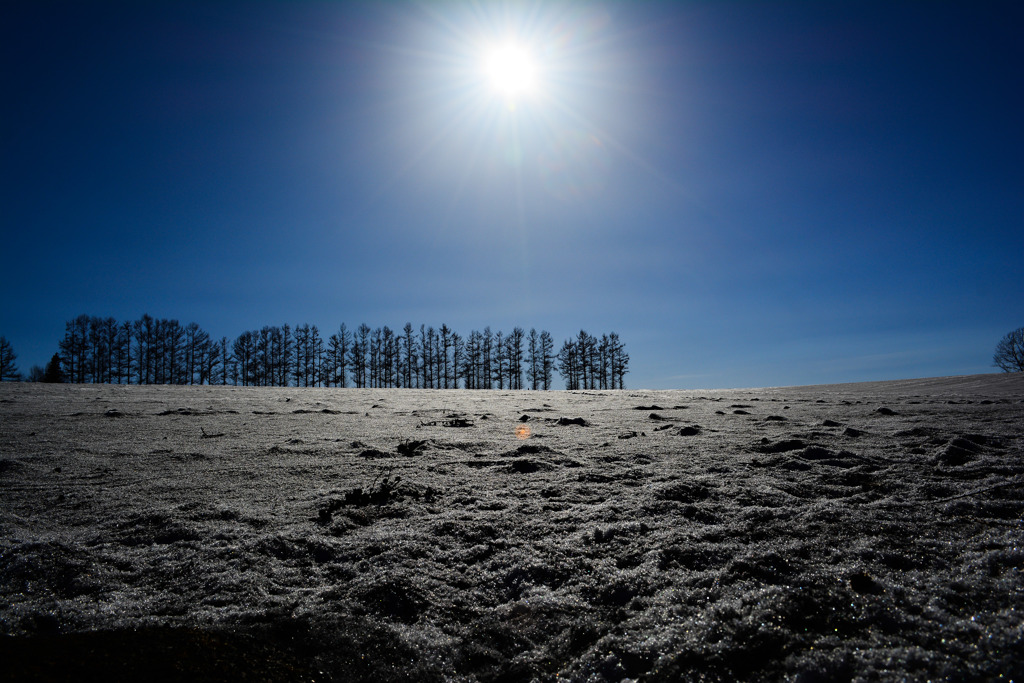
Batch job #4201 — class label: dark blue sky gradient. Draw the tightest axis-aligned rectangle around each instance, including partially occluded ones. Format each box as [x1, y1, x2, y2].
[3, 1, 1021, 388]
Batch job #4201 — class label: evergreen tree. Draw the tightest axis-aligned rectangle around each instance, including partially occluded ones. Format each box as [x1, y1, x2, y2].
[43, 353, 64, 383]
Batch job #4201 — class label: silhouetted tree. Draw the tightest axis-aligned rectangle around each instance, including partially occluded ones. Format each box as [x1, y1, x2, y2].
[609, 332, 629, 389]
[217, 337, 232, 385]
[493, 330, 506, 389]
[481, 327, 493, 389]
[326, 324, 350, 387]
[114, 322, 132, 384]
[382, 326, 396, 387]
[185, 322, 211, 385]
[508, 327, 525, 389]
[233, 331, 257, 386]
[440, 324, 453, 388]
[526, 328, 540, 390]
[349, 324, 370, 388]
[402, 323, 417, 388]
[597, 334, 610, 389]
[461, 330, 479, 389]
[280, 324, 294, 386]
[451, 331, 463, 389]
[41, 317, 629, 389]
[366, 327, 380, 388]
[994, 327, 1024, 372]
[84, 317, 114, 383]
[310, 325, 324, 386]
[201, 334, 221, 385]
[132, 315, 155, 384]
[580, 330, 601, 389]
[162, 319, 186, 384]
[59, 315, 90, 383]
[290, 323, 323, 387]
[557, 339, 580, 390]
[292, 325, 308, 387]
[0, 336, 20, 381]
[27, 365, 45, 382]
[43, 353, 64, 383]
[540, 330, 555, 390]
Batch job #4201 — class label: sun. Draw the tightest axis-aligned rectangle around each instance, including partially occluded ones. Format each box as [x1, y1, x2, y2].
[482, 42, 539, 100]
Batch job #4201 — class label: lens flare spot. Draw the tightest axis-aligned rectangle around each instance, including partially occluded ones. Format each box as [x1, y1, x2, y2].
[515, 424, 531, 439]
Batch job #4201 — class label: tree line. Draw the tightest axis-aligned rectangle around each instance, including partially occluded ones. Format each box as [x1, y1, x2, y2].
[8, 315, 629, 389]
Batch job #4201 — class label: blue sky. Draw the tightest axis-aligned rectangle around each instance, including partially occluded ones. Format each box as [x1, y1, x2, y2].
[2, 1, 1021, 389]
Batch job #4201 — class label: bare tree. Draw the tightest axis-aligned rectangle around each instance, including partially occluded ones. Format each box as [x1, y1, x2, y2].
[40, 317, 629, 389]
[481, 327, 493, 389]
[326, 324, 350, 387]
[381, 326, 396, 387]
[217, 337, 232, 385]
[557, 339, 580, 390]
[132, 315, 155, 384]
[0, 336, 20, 381]
[609, 332, 628, 389]
[368, 326, 385, 388]
[440, 324, 452, 388]
[402, 323, 418, 388]
[163, 319, 186, 385]
[292, 325, 308, 387]
[114, 322, 132, 384]
[508, 327, 525, 389]
[468, 330, 479, 389]
[233, 331, 257, 386]
[201, 334, 221, 385]
[526, 328, 540, 390]
[540, 330, 555, 390]
[493, 330, 506, 389]
[576, 330, 597, 389]
[280, 324, 294, 386]
[994, 327, 1024, 372]
[60, 315, 90, 383]
[451, 331, 463, 389]
[349, 324, 370, 388]
[185, 322, 210, 385]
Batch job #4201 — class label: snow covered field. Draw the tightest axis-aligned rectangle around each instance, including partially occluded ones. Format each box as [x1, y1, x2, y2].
[2, 375, 1022, 681]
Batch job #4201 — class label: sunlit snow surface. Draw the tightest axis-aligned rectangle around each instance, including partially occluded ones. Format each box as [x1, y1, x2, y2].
[1, 376, 1022, 681]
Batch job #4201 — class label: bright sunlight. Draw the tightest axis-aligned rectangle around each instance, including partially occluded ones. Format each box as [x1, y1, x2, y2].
[482, 42, 539, 100]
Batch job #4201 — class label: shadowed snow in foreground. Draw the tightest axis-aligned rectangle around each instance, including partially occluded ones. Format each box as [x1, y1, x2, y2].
[1, 374, 1022, 681]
